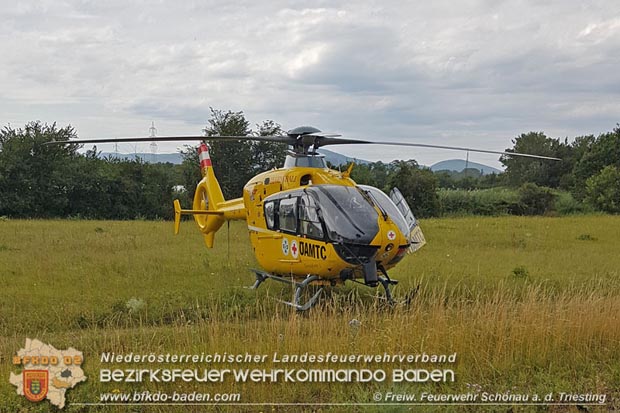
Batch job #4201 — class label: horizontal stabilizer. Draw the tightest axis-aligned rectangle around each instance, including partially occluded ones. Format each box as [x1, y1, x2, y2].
[173, 199, 224, 234]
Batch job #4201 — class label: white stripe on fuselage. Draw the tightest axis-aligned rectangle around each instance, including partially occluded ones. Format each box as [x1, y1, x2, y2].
[246, 225, 271, 233]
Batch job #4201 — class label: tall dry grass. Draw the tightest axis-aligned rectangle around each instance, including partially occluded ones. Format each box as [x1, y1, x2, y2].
[1, 216, 619, 412]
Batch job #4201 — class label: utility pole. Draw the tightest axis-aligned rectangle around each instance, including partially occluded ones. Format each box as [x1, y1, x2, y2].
[149, 121, 158, 163]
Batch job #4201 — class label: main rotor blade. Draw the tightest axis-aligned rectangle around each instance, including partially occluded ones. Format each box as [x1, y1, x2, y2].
[318, 138, 561, 161]
[44, 135, 294, 145]
[44, 133, 561, 160]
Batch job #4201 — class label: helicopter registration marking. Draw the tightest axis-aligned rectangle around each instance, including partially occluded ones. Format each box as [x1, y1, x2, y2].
[282, 238, 290, 256]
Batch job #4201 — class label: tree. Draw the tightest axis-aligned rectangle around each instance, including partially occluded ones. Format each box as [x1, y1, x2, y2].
[387, 160, 440, 218]
[573, 127, 620, 200]
[179, 144, 201, 203]
[501, 132, 571, 188]
[585, 165, 620, 213]
[251, 120, 287, 173]
[350, 163, 374, 185]
[180, 112, 289, 201]
[203, 108, 253, 199]
[0, 122, 80, 217]
[350, 161, 391, 189]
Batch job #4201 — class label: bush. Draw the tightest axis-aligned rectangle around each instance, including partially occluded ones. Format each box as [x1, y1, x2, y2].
[438, 186, 585, 217]
[438, 188, 520, 216]
[514, 183, 556, 215]
[512, 265, 529, 278]
[554, 191, 591, 215]
[576, 234, 597, 241]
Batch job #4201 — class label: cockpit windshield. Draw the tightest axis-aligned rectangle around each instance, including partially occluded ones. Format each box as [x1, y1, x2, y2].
[306, 185, 379, 244]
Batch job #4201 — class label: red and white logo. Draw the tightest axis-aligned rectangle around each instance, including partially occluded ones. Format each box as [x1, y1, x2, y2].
[291, 240, 299, 259]
[23, 370, 48, 403]
[387, 230, 396, 241]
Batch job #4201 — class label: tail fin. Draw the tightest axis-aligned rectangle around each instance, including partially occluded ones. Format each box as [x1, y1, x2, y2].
[193, 143, 227, 247]
[173, 143, 226, 248]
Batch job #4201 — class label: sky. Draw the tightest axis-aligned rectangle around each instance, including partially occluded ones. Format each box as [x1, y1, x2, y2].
[1, 0, 619, 168]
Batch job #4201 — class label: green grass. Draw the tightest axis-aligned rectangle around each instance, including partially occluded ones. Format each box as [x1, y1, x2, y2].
[1, 216, 619, 412]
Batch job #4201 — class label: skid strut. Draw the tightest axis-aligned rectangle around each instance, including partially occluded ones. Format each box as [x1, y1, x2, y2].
[378, 276, 398, 305]
[250, 270, 323, 311]
[377, 265, 398, 305]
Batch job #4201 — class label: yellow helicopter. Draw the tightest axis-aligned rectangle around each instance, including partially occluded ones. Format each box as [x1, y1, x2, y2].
[51, 126, 560, 310]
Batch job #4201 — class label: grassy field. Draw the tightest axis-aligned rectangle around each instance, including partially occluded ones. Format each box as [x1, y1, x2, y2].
[1, 216, 619, 412]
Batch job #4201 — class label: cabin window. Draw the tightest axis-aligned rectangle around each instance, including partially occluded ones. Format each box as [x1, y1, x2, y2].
[299, 194, 324, 239]
[264, 201, 276, 229]
[278, 198, 298, 233]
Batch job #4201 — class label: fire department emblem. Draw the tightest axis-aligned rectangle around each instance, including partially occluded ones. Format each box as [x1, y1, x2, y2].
[23, 370, 48, 402]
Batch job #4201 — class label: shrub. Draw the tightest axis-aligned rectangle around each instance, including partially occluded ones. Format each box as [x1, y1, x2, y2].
[514, 183, 556, 215]
[554, 191, 591, 215]
[438, 188, 520, 216]
[512, 265, 529, 278]
[576, 234, 597, 241]
[438, 187, 591, 217]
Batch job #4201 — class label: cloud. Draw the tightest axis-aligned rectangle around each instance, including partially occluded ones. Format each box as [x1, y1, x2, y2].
[1, 0, 619, 167]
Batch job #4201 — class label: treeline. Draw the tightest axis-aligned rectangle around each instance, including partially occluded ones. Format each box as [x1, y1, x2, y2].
[0, 122, 181, 219]
[349, 127, 620, 217]
[0, 109, 619, 220]
[0, 109, 285, 219]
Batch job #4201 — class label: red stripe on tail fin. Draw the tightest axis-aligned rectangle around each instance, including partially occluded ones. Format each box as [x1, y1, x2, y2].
[198, 143, 212, 171]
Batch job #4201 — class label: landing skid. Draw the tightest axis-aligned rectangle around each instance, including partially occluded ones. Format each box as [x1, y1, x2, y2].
[249, 269, 405, 311]
[250, 270, 323, 312]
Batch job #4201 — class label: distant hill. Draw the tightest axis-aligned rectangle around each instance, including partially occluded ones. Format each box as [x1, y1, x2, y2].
[317, 149, 370, 166]
[98, 149, 370, 167]
[97, 152, 498, 175]
[430, 159, 501, 175]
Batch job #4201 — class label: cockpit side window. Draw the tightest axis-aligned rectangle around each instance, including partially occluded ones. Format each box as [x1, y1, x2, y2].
[264, 201, 276, 230]
[299, 194, 324, 240]
[358, 185, 410, 237]
[278, 197, 298, 233]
